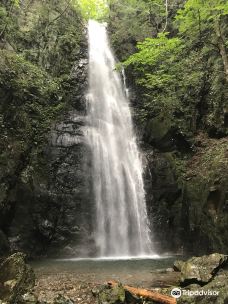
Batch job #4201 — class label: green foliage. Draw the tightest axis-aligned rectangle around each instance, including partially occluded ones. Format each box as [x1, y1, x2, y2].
[1, 0, 84, 78]
[0, 6, 7, 32]
[77, 0, 109, 20]
[0, 50, 62, 142]
[109, 0, 185, 60]
[108, 0, 172, 60]
[124, 33, 182, 67]
[123, 34, 185, 122]
[13, 0, 20, 7]
[0, 2, 19, 40]
[176, 2, 228, 72]
[112, 0, 228, 136]
[0, 0, 85, 159]
[176, 0, 228, 38]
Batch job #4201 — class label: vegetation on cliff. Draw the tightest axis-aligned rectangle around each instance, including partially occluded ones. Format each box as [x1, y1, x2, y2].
[77, 0, 109, 20]
[0, 0, 85, 256]
[109, 0, 228, 253]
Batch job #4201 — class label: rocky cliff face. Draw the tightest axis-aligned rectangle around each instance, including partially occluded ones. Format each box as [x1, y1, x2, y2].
[127, 75, 228, 255]
[0, 0, 94, 257]
[108, 0, 228, 255]
[8, 59, 94, 258]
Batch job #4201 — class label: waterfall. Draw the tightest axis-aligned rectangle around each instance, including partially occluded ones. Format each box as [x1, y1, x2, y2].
[86, 20, 153, 257]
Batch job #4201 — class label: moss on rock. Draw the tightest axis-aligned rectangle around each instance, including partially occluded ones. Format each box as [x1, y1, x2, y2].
[97, 284, 126, 304]
[0, 252, 35, 303]
[0, 0, 87, 257]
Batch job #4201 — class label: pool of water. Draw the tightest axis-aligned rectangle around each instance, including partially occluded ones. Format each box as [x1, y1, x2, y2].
[32, 255, 181, 288]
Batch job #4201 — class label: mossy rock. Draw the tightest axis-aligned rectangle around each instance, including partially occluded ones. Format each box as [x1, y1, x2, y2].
[176, 253, 228, 286]
[144, 115, 192, 152]
[0, 252, 35, 303]
[98, 284, 126, 304]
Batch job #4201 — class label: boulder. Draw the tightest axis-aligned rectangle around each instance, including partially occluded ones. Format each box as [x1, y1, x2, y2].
[97, 283, 126, 304]
[0, 252, 35, 303]
[174, 253, 228, 286]
[178, 269, 228, 304]
[173, 260, 184, 272]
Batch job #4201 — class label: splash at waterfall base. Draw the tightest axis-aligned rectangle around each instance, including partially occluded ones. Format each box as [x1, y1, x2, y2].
[86, 20, 154, 258]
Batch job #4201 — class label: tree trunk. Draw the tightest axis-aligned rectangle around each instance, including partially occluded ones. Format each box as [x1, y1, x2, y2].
[215, 19, 228, 83]
[162, 0, 168, 32]
[107, 280, 177, 304]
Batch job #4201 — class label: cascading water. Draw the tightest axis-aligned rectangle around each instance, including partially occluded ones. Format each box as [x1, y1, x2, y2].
[86, 20, 153, 257]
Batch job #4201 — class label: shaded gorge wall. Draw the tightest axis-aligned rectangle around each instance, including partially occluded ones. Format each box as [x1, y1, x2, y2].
[0, 0, 95, 257]
[8, 59, 95, 257]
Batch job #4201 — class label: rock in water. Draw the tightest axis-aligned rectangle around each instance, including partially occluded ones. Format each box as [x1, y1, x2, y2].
[0, 252, 35, 303]
[174, 253, 228, 285]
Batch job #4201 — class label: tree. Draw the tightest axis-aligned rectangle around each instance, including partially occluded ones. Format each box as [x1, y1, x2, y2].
[0, 0, 19, 40]
[108, 0, 184, 60]
[120, 0, 228, 133]
[122, 33, 187, 121]
[176, 0, 228, 82]
[77, 0, 109, 20]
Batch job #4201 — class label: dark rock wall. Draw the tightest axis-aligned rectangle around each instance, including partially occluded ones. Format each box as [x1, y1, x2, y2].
[8, 59, 94, 257]
[0, 0, 94, 257]
[108, 0, 228, 255]
[122, 48, 228, 255]
[141, 113, 228, 255]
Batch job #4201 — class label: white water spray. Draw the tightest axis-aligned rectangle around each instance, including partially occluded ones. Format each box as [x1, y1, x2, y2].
[86, 20, 153, 257]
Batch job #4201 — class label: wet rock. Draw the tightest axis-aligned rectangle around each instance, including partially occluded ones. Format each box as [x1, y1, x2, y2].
[175, 253, 228, 286]
[97, 283, 126, 304]
[166, 268, 174, 273]
[91, 287, 101, 296]
[125, 290, 142, 304]
[53, 294, 74, 304]
[0, 230, 9, 257]
[178, 269, 228, 304]
[0, 19, 89, 259]
[143, 115, 192, 153]
[173, 260, 184, 272]
[0, 252, 35, 303]
[8, 108, 94, 258]
[20, 292, 39, 304]
[143, 150, 182, 252]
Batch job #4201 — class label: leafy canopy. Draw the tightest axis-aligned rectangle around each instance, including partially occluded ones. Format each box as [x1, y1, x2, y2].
[176, 0, 228, 35]
[122, 33, 186, 121]
[119, 0, 228, 134]
[123, 33, 183, 92]
[124, 33, 182, 68]
[76, 0, 109, 20]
